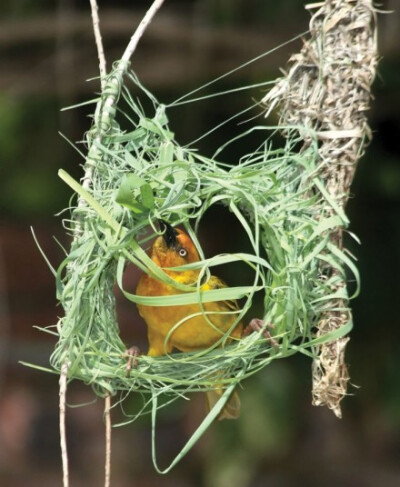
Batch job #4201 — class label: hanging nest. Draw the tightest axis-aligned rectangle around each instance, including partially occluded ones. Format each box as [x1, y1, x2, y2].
[263, 0, 378, 417]
[41, 65, 355, 425]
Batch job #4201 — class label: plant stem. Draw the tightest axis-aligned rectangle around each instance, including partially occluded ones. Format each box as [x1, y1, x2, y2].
[59, 361, 70, 487]
[104, 394, 112, 487]
[89, 0, 107, 88]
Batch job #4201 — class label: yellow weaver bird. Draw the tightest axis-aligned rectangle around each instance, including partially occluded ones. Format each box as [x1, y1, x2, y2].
[135, 220, 243, 420]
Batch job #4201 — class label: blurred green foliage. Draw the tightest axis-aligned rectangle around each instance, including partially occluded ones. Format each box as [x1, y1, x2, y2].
[0, 97, 67, 218]
[0, 0, 53, 18]
[208, 0, 305, 27]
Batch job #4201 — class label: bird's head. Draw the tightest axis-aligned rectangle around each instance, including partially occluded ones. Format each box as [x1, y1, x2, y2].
[150, 220, 201, 268]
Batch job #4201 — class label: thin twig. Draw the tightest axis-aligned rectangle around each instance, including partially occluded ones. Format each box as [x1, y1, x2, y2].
[59, 361, 70, 487]
[104, 394, 112, 487]
[89, 0, 107, 89]
[121, 0, 165, 63]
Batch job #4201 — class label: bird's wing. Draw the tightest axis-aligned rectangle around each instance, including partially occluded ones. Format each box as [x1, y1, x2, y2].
[202, 275, 239, 311]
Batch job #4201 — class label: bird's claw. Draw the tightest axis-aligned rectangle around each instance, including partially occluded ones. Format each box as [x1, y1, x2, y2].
[124, 346, 141, 377]
[243, 318, 279, 350]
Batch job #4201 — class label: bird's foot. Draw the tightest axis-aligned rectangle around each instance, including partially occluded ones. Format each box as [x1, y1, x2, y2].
[124, 345, 141, 377]
[243, 318, 279, 349]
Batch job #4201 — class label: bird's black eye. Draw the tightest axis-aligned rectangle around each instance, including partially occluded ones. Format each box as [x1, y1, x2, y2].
[178, 248, 188, 257]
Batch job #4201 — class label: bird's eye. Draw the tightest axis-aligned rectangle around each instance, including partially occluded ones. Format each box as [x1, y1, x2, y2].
[178, 248, 188, 257]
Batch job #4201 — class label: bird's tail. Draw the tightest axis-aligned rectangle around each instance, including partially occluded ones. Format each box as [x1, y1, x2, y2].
[205, 387, 241, 420]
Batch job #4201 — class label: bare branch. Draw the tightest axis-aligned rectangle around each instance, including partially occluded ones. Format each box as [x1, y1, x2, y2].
[121, 0, 165, 63]
[89, 0, 107, 88]
[104, 395, 112, 487]
[59, 361, 70, 487]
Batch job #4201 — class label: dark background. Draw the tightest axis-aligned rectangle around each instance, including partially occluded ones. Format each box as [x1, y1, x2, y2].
[1, 1, 399, 486]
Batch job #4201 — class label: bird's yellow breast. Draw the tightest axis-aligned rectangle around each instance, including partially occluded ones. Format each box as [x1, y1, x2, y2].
[136, 272, 242, 356]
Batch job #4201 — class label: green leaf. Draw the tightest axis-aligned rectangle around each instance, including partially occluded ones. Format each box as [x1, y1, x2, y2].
[173, 165, 188, 182]
[140, 183, 155, 209]
[139, 117, 174, 139]
[58, 169, 119, 232]
[151, 370, 246, 474]
[120, 200, 146, 214]
[116, 173, 154, 213]
[125, 150, 141, 170]
[106, 127, 146, 144]
[120, 283, 264, 307]
[159, 141, 174, 165]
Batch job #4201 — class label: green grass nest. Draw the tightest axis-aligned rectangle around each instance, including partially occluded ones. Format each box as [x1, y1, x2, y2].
[36, 67, 355, 430]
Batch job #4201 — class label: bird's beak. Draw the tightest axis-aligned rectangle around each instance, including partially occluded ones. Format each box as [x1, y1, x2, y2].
[158, 220, 178, 248]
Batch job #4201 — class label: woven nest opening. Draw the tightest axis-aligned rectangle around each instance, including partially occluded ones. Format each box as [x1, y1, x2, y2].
[49, 68, 354, 420]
